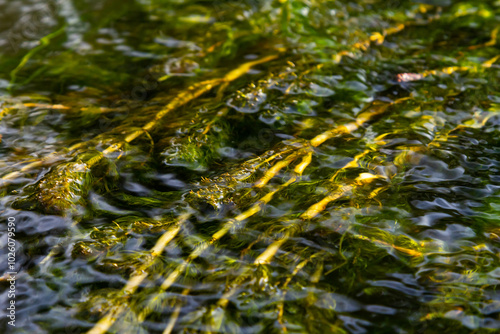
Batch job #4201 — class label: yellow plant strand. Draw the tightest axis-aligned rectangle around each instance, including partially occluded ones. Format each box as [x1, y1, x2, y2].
[352, 234, 423, 257]
[310, 101, 391, 147]
[301, 186, 353, 220]
[215, 234, 290, 310]
[469, 26, 499, 50]
[1, 153, 61, 182]
[277, 258, 310, 331]
[22, 103, 70, 109]
[162, 288, 191, 334]
[254, 151, 302, 188]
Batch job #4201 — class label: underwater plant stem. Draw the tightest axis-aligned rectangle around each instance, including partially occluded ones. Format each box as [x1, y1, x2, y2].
[352, 234, 423, 257]
[1, 153, 62, 183]
[162, 288, 191, 334]
[310, 101, 391, 147]
[468, 25, 499, 50]
[254, 151, 302, 188]
[277, 258, 310, 331]
[301, 185, 353, 220]
[218, 233, 292, 307]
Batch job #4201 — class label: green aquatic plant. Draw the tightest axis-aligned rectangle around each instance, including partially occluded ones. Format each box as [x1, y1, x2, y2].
[159, 109, 231, 171]
[3, 1, 500, 333]
[11, 151, 111, 215]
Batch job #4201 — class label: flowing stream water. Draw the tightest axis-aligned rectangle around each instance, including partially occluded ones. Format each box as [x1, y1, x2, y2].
[1, 0, 500, 333]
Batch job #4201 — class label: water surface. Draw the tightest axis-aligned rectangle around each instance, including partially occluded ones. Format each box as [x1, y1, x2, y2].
[1, 0, 500, 333]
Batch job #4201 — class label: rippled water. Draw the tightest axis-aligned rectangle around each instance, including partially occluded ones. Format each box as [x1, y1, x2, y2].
[1, 0, 500, 333]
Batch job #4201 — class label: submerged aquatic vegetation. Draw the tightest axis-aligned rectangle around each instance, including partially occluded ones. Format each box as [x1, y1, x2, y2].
[10, 150, 113, 216]
[2, 0, 500, 333]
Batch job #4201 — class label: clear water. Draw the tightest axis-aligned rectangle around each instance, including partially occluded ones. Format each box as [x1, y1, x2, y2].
[1, 1, 500, 333]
